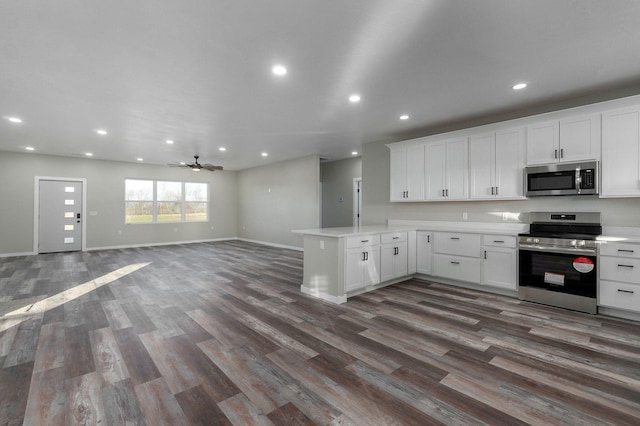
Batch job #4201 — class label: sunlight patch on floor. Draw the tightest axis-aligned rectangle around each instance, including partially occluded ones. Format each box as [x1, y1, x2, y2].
[0, 262, 150, 332]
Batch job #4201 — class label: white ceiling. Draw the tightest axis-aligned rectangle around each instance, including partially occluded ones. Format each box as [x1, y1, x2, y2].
[2, 1, 640, 170]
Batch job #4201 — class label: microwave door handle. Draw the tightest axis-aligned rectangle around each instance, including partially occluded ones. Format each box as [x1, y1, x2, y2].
[575, 167, 582, 194]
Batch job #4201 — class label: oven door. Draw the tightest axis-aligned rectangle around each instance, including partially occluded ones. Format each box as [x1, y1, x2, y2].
[518, 247, 597, 298]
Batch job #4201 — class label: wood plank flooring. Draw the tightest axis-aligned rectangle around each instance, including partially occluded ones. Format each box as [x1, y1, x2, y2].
[1, 240, 640, 425]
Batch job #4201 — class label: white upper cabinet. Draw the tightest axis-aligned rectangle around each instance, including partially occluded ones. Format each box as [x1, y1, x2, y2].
[425, 138, 468, 200]
[601, 106, 640, 197]
[526, 114, 600, 165]
[469, 127, 525, 199]
[389, 144, 425, 201]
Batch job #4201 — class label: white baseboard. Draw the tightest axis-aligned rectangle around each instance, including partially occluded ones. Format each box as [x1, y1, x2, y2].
[0, 251, 36, 258]
[300, 285, 347, 304]
[236, 238, 303, 252]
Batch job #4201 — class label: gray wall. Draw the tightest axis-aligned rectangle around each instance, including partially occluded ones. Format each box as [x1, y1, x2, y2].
[361, 135, 640, 229]
[237, 155, 320, 248]
[0, 151, 237, 255]
[321, 157, 362, 228]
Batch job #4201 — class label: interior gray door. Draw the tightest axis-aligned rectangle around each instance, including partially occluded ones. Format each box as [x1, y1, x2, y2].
[38, 180, 83, 253]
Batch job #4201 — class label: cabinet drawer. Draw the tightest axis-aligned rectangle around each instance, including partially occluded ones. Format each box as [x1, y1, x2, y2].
[600, 256, 640, 283]
[600, 242, 640, 259]
[600, 280, 640, 313]
[433, 254, 481, 283]
[346, 234, 380, 249]
[482, 235, 516, 248]
[381, 232, 407, 244]
[434, 232, 481, 258]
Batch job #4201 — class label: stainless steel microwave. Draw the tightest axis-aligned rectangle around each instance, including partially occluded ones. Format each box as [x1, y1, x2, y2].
[524, 161, 598, 197]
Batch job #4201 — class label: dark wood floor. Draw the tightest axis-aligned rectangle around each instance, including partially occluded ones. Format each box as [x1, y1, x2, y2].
[1, 240, 640, 425]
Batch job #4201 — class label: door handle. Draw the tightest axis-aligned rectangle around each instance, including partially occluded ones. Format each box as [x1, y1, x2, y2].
[484, 250, 487, 259]
[450, 237, 460, 240]
[618, 289, 634, 294]
[450, 261, 460, 265]
[554, 149, 558, 159]
[617, 264, 634, 268]
[560, 148, 564, 158]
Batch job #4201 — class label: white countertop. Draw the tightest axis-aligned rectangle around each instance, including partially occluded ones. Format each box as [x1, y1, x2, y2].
[292, 224, 416, 238]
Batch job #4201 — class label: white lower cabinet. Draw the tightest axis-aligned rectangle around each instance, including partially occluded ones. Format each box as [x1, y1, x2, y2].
[599, 242, 640, 313]
[345, 245, 380, 292]
[432, 232, 482, 283]
[416, 231, 433, 274]
[380, 232, 408, 282]
[481, 235, 517, 290]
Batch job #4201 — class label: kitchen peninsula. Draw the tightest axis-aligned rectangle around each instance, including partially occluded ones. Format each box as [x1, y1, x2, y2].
[293, 220, 527, 304]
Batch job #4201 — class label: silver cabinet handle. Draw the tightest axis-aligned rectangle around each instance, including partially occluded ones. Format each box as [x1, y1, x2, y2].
[450, 261, 460, 265]
[618, 289, 634, 294]
[618, 249, 635, 253]
[554, 149, 558, 159]
[617, 264, 634, 268]
[361, 239, 369, 243]
[450, 237, 460, 240]
[495, 186, 499, 195]
[493, 240, 505, 243]
[560, 148, 564, 158]
[392, 236, 399, 240]
[427, 235, 430, 243]
[484, 250, 487, 259]
[491, 187, 495, 195]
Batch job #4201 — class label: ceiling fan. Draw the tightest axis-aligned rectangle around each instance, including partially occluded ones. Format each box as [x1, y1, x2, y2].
[168, 155, 223, 172]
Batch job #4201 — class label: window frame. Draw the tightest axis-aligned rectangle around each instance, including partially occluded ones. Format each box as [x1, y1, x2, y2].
[124, 178, 209, 224]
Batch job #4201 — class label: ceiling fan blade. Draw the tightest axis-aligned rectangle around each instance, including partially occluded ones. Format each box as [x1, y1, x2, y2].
[202, 164, 223, 171]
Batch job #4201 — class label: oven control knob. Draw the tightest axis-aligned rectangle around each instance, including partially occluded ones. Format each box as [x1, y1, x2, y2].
[579, 240, 586, 247]
[533, 238, 540, 244]
[571, 240, 578, 246]
[526, 238, 532, 243]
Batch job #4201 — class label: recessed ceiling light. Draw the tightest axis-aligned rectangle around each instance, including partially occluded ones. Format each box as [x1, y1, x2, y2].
[96, 129, 107, 135]
[349, 94, 361, 103]
[352, 151, 358, 155]
[272, 65, 287, 76]
[219, 147, 226, 152]
[166, 140, 174, 144]
[400, 115, 410, 120]
[25, 146, 35, 151]
[512, 82, 527, 90]
[137, 158, 144, 162]
[85, 152, 93, 157]
[7, 117, 22, 123]
[261, 152, 268, 157]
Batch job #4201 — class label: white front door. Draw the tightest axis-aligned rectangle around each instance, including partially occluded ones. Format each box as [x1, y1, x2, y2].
[38, 180, 83, 253]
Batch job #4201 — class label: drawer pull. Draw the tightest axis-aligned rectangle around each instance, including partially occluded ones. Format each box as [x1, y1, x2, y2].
[450, 237, 460, 240]
[493, 240, 505, 243]
[361, 240, 369, 243]
[617, 289, 635, 294]
[450, 261, 460, 265]
[618, 249, 635, 253]
[392, 236, 399, 240]
[617, 264, 634, 268]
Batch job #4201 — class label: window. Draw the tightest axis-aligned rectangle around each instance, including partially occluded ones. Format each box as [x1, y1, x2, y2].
[125, 179, 209, 223]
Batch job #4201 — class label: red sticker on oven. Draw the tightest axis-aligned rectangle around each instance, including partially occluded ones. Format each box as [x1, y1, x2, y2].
[573, 257, 594, 273]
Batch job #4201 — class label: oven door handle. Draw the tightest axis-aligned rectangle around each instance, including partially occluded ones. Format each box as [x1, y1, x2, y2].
[518, 244, 597, 256]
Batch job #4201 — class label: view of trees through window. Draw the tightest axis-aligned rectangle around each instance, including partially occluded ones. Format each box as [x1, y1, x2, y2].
[125, 179, 208, 223]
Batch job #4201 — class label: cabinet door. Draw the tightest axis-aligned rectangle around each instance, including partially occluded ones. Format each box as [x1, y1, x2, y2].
[559, 114, 601, 162]
[445, 138, 469, 200]
[482, 247, 516, 289]
[527, 120, 559, 165]
[416, 231, 433, 275]
[601, 106, 640, 197]
[345, 249, 366, 292]
[406, 144, 425, 200]
[494, 127, 526, 198]
[425, 141, 447, 200]
[363, 246, 380, 287]
[469, 133, 495, 199]
[380, 244, 396, 282]
[389, 147, 408, 201]
[394, 243, 408, 278]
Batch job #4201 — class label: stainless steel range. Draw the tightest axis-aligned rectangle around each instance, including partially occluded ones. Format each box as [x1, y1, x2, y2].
[518, 212, 601, 314]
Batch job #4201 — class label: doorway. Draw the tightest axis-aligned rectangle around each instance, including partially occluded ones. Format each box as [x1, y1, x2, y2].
[353, 178, 362, 227]
[35, 177, 86, 253]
